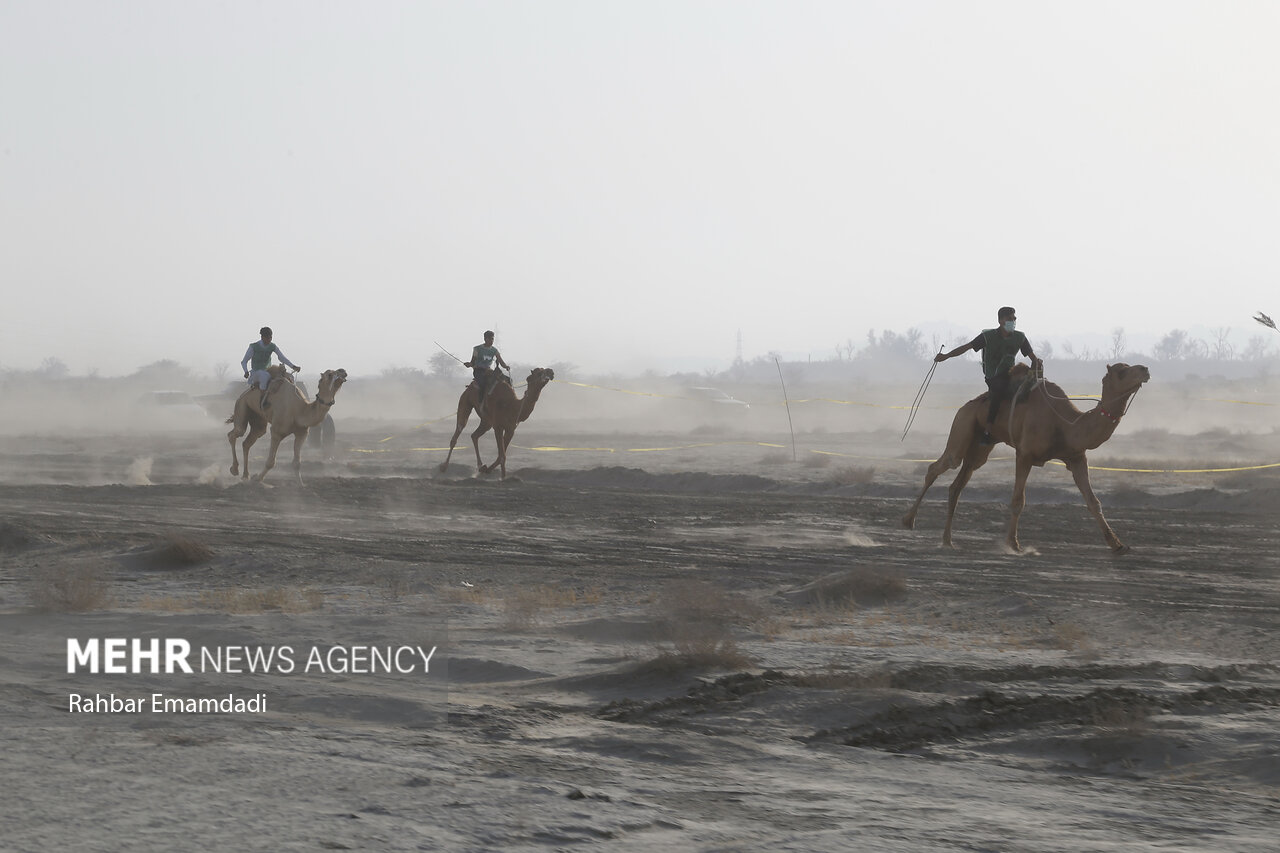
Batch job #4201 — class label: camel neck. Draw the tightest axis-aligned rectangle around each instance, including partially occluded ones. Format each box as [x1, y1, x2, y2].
[518, 384, 544, 422]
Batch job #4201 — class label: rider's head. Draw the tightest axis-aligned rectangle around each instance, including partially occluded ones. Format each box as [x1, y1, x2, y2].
[483, 330, 494, 342]
[260, 326, 273, 340]
[997, 307, 1015, 322]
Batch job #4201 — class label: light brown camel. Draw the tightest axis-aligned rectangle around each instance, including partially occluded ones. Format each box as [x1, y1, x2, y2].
[439, 367, 555, 479]
[227, 368, 347, 484]
[902, 362, 1150, 552]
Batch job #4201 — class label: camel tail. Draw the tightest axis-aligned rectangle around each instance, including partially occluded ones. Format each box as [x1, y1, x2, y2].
[225, 415, 234, 424]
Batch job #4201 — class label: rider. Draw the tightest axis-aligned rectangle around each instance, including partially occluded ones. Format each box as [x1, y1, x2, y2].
[934, 306, 1040, 445]
[463, 330, 510, 408]
[241, 326, 301, 412]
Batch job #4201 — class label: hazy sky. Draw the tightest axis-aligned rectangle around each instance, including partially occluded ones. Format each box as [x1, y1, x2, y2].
[3, 1, 1277, 377]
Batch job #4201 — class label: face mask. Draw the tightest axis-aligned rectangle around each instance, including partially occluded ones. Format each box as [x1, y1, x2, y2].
[1003, 320, 1016, 333]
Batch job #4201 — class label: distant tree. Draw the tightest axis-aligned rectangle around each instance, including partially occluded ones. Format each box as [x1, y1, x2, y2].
[428, 352, 462, 378]
[1038, 340, 1054, 361]
[858, 328, 926, 362]
[549, 362, 577, 380]
[1109, 327, 1127, 360]
[1210, 327, 1234, 360]
[37, 357, 69, 379]
[1061, 341, 1096, 361]
[132, 359, 191, 383]
[1241, 335, 1274, 362]
[381, 366, 427, 381]
[1153, 329, 1191, 361]
[214, 361, 230, 381]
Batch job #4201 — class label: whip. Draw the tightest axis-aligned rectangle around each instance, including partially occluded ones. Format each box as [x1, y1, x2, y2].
[901, 347, 942, 441]
[433, 341, 466, 365]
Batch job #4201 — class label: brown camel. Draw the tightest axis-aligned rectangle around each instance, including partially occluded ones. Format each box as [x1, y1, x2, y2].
[439, 367, 555, 479]
[227, 368, 348, 484]
[902, 362, 1150, 552]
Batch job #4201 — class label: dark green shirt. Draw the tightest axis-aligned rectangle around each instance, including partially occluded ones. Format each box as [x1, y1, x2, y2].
[970, 329, 1032, 379]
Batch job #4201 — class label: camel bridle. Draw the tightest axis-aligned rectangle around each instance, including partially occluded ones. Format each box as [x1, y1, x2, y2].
[1016, 373, 1142, 430]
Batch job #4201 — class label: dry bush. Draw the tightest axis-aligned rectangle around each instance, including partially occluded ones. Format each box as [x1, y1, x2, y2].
[141, 534, 214, 569]
[802, 453, 833, 469]
[784, 567, 908, 612]
[760, 450, 791, 466]
[141, 587, 323, 613]
[0, 521, 40, 552]
[363, 567, 416, 600]
[792, 667, 894, 690]
[826, 465, 875, 486]
[1091, 702, 1152, 736]
[637, 641, 752, 674]
[501, 584, 604, 630]
[641, 580, 766, 670]
[29, 564, 114, 612]
[439, 584, 489, 605]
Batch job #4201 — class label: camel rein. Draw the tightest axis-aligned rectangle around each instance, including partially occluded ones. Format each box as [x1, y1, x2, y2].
[1020, 380, 1139, 429]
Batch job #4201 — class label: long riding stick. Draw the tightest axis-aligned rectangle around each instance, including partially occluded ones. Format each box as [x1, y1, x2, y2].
[434, 341, 466, 365]
[902, 348, 942, 441]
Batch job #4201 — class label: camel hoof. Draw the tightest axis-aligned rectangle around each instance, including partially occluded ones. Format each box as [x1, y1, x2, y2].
[901, 515, 916, 530]
[1111, 543, 1131, 555]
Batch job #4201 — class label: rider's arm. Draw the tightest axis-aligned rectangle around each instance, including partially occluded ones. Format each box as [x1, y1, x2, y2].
[935, 335, 982, 362]
[241, 345, 254, 376]
[274, 347, 300, 370]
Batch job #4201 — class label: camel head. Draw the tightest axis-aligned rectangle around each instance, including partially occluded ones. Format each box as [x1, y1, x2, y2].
[266, 364, 295, 383]
[1102, 363, 1150, 399]
[316, 368, 348, 404]
[526, 367, 555, 390]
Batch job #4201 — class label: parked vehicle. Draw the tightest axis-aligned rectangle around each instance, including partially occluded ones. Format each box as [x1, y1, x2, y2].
[132, 390, 215, 431]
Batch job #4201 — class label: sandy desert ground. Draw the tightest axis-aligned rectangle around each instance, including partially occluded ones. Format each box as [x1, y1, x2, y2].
[1, 376, 1278, 851]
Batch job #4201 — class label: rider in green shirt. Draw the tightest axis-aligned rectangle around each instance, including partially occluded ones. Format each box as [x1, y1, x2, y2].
[934, 306, 1040, 445]
[463, 330, 510, 408]
[241, 326, 300, 411]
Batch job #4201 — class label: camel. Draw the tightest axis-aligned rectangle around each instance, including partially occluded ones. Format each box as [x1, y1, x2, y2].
[902, 361, 1150, 553]
[439, 367, 555, 479]
[227, 368, 347, 484]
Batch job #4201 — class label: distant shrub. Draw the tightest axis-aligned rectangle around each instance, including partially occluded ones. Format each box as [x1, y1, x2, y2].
[30, 565, 113, 612]
[826, 465, 875, 486]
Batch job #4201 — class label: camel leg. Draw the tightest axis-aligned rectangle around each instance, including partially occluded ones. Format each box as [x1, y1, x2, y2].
[228, 421, 245, 477]
[238, 421, 267, 481]
[440, 407, 472, 472]
[1064, 456, 1128, 553]
[495, 426, 516, 480]
[902, 452, 960, 529]
[255, 430, 287, 484]
[471, 422, 494, 474]
[1005, 452, 1035, 552]
[942, 443, 995, 547]
[292, 429, 308, 485]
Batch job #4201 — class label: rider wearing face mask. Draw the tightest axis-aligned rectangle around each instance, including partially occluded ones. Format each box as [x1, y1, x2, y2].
[934, 306, 1040, 445]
